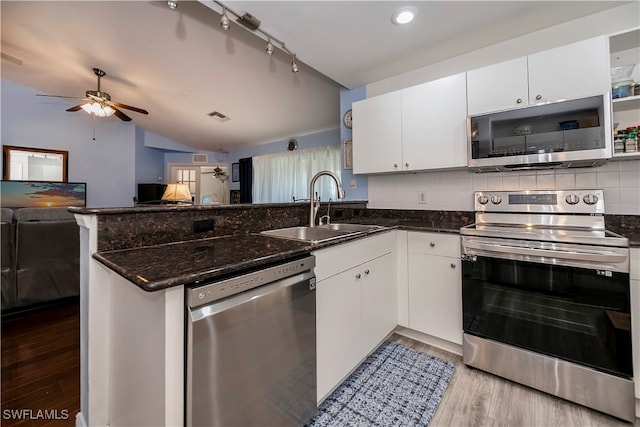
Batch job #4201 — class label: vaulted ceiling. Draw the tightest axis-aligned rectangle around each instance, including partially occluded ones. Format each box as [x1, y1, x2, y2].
[1, 1, 629, 152]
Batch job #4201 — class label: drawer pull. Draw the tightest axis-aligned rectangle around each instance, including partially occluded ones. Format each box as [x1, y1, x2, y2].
[364, 269, 370, 275]
[355, 273, 362, 279]
[430, 242, 435, 247]
[450, 263, 456, 268]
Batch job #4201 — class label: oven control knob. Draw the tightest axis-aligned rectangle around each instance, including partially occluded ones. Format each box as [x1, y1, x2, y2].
[477, 195, 489, 205]
[583, 194, 599, 205]
[565, 194, 580, 205]
[490, 195, 502, 204]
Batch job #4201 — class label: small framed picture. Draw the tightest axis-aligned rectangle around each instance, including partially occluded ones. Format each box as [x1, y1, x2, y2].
[232, 163, 240, 182]
[343, 139, 353, 170]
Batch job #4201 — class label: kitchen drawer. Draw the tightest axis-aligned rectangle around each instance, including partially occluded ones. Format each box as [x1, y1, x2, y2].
[408, 232, 460, 258]
[313, 231, 394, 282]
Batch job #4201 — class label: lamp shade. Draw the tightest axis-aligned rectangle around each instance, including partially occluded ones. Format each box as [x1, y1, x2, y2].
[161, 183, 192, 202]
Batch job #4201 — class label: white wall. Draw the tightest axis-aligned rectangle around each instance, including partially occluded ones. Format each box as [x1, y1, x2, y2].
[363, 2, 640, 215]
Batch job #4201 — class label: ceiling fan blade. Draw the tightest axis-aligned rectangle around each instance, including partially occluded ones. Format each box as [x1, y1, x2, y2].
[66, 104, 85, 112]
[112, 107, 132, 122]
[109, 101, 148, 115]
[36, 94, 84, 99]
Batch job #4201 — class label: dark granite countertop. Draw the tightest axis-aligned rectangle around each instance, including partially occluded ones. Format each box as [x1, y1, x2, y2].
[94, 226, 402, 292]
[94, 234, 312, 291]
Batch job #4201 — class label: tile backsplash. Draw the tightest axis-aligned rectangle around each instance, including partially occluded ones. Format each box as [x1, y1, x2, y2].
[368, 159, 640, 215]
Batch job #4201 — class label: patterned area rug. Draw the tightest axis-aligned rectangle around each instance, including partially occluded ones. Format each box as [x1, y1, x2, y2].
[307, 341, 455, 427]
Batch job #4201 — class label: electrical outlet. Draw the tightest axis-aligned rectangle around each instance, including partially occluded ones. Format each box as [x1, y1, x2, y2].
[418, 191, 427, 204]
[194, 219, 215, 233]
[350, 179, 357, 189]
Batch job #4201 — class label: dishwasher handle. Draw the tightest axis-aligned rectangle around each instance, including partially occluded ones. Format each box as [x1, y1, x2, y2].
[190, 270, 315, 323]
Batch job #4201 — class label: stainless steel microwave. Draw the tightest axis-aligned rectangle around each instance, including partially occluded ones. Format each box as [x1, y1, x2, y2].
[467, 94, 612, 172]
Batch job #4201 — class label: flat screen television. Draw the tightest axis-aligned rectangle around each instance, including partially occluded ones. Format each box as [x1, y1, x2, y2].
[137, 183, 167, 204]
[1, 181, 86, 209]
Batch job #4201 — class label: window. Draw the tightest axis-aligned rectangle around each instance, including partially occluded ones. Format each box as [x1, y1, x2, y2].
[252, 145, 342, 203]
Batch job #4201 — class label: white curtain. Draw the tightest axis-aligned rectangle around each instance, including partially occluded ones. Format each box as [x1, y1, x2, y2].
[252, 145, 342, 203]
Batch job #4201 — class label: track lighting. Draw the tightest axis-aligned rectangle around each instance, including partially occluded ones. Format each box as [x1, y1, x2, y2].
[211, 1, 300, 73]
[167, 0, 178, 10]
[220, 7, 230, 30]
[266, 38, 274, 55]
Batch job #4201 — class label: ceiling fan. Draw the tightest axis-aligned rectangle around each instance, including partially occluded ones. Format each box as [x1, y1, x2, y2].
[36, 68, 148, 122]
[201, 166, 228, 182]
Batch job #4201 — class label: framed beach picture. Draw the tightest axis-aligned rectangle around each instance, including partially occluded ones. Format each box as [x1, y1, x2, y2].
[1, 181, 86, 209]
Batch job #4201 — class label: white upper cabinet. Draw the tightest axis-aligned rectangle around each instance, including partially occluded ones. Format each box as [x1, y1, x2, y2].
[352, 91, 402, 174]
[527, 36, 610, 103]
[467, 57, 529, 115]
[353, 73, 467, 173]
[467, 36, 611, 116]
[402, 73, 468, 170]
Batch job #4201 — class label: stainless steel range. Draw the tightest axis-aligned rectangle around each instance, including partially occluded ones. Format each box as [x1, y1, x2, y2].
[460, 189, 634, 422]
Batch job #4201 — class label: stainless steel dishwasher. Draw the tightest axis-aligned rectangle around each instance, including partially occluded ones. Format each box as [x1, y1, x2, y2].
[186, 255, 317, 427]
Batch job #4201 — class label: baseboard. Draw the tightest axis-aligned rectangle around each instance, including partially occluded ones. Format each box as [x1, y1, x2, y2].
[394, 326, 463, 356]
[75, 411, 87, 427]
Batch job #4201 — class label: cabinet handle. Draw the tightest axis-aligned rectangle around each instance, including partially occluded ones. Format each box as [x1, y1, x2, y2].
[394, 163, 398, 168]
[364, 269, 370, 275]
[405, 162, 409, 167]
[355, 273, 362, 279]
[430, 242, 435, 247]
[535, 94, 542, 100]
[516, 98, 523, 104]
[450, 263, 456, 269]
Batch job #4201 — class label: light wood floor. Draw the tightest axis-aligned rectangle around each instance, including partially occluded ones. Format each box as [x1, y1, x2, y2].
[389, 333, 639, 427]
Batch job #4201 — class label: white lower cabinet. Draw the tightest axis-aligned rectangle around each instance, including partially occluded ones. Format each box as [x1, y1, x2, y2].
[315, 232, 396, 401]
[407, 232, 462, 345]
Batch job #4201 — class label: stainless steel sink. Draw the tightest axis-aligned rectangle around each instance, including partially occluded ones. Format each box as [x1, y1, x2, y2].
[260, 223, 385, 244]
[318, 223, 384, 233]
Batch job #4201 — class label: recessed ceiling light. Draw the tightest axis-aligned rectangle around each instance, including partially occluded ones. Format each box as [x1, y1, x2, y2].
[391, 7, 418, 25]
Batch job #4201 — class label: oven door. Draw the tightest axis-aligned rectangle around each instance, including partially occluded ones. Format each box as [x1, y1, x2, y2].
[461, 235, 632, 378]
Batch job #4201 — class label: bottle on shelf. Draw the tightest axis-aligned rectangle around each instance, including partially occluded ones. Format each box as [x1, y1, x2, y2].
[624, 127, 638, 153]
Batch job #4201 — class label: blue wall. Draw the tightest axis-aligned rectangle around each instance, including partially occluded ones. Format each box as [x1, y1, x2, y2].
[340, 86, 368, 201]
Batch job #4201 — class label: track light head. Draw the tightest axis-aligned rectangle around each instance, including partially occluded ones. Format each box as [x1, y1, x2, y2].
[167, 0, 178, 9]
[220, 8, 230, 30]
[266, 38, 274, 55]
[291, 54, 299, 73]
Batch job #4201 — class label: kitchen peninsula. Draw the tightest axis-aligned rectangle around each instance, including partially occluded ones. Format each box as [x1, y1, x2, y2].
[70, 202, 639, 426]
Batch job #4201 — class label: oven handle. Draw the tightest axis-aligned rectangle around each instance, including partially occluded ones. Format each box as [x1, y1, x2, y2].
[462, 240, 627, 264]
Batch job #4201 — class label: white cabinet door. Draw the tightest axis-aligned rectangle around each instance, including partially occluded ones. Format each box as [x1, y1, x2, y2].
[528, 36, 610, 104]
[352, 91, 402, 174]
[408, 252, 462, 345]
[361, 253, 396, 355]
[402, 73, 468, 169]
[316, 266, 362, 401]
[407, 232, 462, 345]
[467, 57, 529, 115]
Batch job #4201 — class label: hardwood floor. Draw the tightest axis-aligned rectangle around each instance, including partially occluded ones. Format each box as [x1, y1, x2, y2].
[390, 333, 640, 427]
[1, 300, 79, 427]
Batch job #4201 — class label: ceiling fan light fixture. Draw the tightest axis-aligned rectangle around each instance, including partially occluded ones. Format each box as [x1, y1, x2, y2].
[82, 102, 115, 117]
[167, 0, 178, 10]
[266, 38, 274, 55]
[220, 8, 230, 30]
[391, 7, 418, 25]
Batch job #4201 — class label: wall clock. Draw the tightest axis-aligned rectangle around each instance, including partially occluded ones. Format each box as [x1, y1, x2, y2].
[343, 109, 353, 129]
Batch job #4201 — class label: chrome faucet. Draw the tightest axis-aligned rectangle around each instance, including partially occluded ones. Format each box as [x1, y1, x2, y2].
[309, 171, 346, 227]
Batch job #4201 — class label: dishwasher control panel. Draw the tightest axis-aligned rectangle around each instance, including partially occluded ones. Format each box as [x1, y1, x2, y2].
[187, 256, 315, 308]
